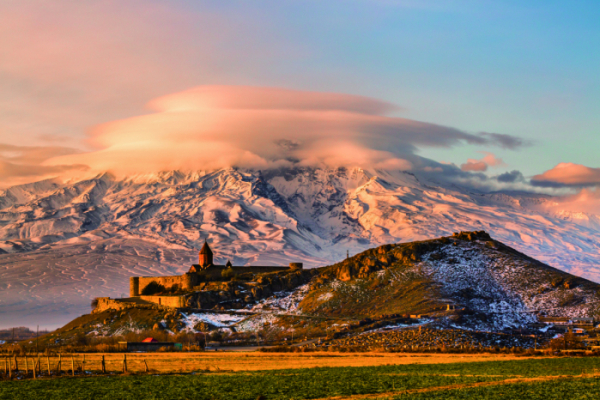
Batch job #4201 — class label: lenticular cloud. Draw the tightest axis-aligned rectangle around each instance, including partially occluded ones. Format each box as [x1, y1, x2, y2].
[45, 85, 519, 176]
[532, 163, 600, 188]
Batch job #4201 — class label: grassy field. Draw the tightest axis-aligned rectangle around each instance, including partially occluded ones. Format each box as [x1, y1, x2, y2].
[0, 352, 539, 375]
[2, 354, 600, 399]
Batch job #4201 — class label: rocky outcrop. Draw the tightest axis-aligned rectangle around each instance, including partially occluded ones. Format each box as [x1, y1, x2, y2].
[184, 269, 319, 309]
[318, 232, 498, 282]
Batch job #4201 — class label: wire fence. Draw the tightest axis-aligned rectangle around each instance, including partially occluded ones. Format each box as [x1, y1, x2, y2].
[1, 354, 153, 380]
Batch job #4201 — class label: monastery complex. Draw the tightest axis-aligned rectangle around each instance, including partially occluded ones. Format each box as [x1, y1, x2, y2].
[94, 241, 304, 312]
[130, 240, 303, 297]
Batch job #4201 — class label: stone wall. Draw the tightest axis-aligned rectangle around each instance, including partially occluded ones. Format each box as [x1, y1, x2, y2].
[129, 263, 304, 297]
[132, 275, 194, 296]
[230, 266, 289, 274]
[94, 297, 123, 312]
[93, 297, 143, 313]
[139, 295, 187, 308]
[93, 295, 188, 313]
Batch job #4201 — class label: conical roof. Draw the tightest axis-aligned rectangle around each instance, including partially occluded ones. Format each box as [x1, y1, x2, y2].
[200, 240, 213, 255]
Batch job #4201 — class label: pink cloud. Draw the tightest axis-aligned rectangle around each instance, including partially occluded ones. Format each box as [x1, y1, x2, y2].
[532, 163, 600, 187]
[460, 152, 506, 172]
[0, 2, 295, 146]
[47, 85, 519, 176]
[0, 144, 87, 188]
[148, 86, 397, 115]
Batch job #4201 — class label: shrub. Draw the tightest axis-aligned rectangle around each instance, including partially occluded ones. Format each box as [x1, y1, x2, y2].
[194, 322, 214, 332]
[221, 267, 235, 281]
[75, 331, 89, 346]
[558, 292, 576, 307]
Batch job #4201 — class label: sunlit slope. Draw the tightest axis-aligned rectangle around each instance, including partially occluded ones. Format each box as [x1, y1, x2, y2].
[299, 232, 600, 330]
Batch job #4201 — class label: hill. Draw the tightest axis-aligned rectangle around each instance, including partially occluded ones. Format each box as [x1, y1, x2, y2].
[24, 231, 600, 350]
[299, 230, 600, 331]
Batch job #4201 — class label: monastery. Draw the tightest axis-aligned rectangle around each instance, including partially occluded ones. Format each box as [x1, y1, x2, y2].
[129, 240, 303, 297]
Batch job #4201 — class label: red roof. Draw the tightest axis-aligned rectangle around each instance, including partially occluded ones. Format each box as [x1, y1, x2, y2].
[142, 337, 158, 343]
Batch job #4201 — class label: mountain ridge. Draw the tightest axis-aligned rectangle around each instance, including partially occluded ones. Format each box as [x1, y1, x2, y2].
[0, 166, 599, 328]
[28, 230, 600, 347]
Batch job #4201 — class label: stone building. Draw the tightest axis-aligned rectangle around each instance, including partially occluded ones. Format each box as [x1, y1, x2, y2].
[129, 240, 302, 297]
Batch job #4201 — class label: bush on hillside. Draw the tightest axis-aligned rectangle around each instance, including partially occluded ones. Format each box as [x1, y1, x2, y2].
[221, 267, 235, 281]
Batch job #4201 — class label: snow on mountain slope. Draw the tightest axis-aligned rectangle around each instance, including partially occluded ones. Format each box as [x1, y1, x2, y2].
[292, 233, 599, 331]
[420, 239, 597, 331]
[0, 167, 599, 329]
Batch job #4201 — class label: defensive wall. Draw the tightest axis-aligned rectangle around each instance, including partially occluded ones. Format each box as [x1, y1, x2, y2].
[94, 295, 188, 313]
[130, 262, 303, 297]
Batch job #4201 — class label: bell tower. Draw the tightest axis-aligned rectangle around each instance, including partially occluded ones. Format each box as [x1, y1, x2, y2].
[198, 240, 213, 268]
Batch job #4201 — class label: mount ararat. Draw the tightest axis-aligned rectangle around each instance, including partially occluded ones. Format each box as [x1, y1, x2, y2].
[0, 167, 599, 328]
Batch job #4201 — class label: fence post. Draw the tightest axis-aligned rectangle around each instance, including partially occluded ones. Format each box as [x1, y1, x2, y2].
[25, 356, 29, 376]
[33, 359, 37, 380]
[47, 356, 50, 376]
[13, 355, 18, 373]
[3, 357, 6, 377]
[82, 354, 85, 373]
[71, 356, 75, 377]
[101, 355, 106, 374]
[123, 354, 127, 373]
[57, 354, 61, 375]
[144, 359, 149, 373]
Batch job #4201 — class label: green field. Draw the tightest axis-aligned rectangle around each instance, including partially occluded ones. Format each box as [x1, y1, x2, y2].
[2, 358, 600, 399]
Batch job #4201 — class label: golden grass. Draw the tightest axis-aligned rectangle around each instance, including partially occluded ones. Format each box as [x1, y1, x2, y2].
[3, 352, 538, 375]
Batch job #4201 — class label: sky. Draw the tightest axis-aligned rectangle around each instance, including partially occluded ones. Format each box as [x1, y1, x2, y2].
[1, 1, 599, 205]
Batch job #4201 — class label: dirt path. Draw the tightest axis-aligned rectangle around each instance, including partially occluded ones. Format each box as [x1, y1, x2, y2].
[315, 372, 600, 400]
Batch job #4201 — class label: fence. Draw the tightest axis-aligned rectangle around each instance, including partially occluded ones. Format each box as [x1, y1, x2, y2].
[1, 354, 153, 380]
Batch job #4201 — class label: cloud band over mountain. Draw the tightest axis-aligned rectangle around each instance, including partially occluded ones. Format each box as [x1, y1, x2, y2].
[43, 85, 524, 177]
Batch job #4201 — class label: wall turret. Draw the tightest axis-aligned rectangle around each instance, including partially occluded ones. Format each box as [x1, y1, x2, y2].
[130, 277, 140, 296]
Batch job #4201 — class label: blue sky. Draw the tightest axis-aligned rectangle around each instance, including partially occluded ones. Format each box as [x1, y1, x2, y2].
[0, 0, 598, 184]
[190, 0, 600, 176]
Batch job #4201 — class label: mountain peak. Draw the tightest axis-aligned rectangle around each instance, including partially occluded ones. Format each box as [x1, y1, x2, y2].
[1, 168, 600, 328]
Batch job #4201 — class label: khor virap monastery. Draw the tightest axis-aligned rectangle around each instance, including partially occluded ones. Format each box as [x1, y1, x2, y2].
[130, 240, 303, 297]
[92, 241, 308, 312]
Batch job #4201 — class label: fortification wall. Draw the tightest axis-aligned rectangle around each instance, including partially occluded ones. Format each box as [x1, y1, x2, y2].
[130, 277, 139, 297]
[230, 263, 302, 274]
[139, 295, 186, 308]
[93, 297, 149, 313]
[93, 295, 187, 313]
[128, 263, 303, 296]
[133, 275, 194, 296]
[94, 297, 124, 313]
[231, 266, 289, 274]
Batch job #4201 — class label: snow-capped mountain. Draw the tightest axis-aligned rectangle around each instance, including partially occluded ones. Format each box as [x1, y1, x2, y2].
[1, 167, 599, 328]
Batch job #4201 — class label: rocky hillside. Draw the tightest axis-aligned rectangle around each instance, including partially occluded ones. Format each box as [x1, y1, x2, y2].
[37, 231, 600, 346]
[297, 231, 600, 331]
[1, 167, 600, 329]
